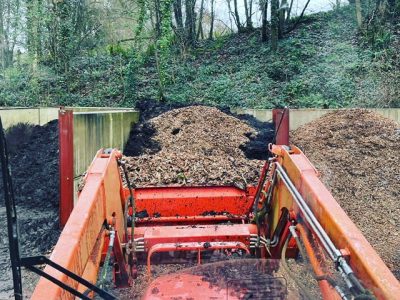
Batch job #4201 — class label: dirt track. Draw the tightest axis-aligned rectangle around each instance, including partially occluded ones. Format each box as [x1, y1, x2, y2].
[0, 121, 60, 298]
[292, 109, 400, 279]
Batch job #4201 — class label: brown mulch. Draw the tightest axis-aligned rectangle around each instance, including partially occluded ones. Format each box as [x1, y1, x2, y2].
[124, 106, 263, 187]
[291, 109, 400, 279]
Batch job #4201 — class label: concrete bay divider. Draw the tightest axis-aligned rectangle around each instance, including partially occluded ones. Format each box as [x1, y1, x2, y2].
[0, 106, 138, 129]
[233, 108, 400, 129]
[73, 110, 139, 183]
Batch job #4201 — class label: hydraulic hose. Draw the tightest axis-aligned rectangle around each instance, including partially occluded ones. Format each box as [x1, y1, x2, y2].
[281, 235, 316, 300]
[274, 163, 369, 298]
[98, 230, 115, 289]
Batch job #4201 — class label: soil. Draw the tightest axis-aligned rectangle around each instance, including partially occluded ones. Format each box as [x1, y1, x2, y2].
[123, 104, 274, 187]
[0, 121, 60, 299]
[291, 109, 400, 279]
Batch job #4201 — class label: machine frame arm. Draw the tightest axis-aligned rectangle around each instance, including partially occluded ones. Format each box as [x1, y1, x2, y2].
[269, 145, 400, 299]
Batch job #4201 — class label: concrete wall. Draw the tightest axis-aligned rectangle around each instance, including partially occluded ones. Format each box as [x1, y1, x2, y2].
[0, 107, 59, 128]
[0, 107, 136, 129]
[73, 110, 139, 178]
[234, 108, 400, 129]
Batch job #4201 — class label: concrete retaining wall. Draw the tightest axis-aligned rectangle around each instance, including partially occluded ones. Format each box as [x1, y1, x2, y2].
[0, 107, 59, 128]
[0, 107, 136, 129]
[73, 110, 139, 178]
[234, 108, 400, 129]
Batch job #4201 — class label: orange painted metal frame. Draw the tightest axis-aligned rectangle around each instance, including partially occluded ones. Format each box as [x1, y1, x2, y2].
[132, 224, 258, 250]
[132, 186, 256, 218]
[147, 242, 250, 274]
[31, 149, 126, 300]
[296, 223, 341, 300]
[270, 145, 400, 299]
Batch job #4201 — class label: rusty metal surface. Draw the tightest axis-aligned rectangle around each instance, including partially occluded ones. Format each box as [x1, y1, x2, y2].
[272, 108, 289, 145]
[59, 109, 74, 227]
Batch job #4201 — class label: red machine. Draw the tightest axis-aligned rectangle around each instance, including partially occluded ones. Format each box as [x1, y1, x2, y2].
[30, 110, 400, 300]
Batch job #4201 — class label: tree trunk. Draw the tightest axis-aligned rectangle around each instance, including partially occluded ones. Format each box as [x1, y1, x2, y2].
[209, 0, 215, 39]
[226, 0, 235, 32]
[261, 0, 268, 42]
[154, 0, 162, 38]
[185, 0, 196, 45]
[279, 0, 287, 38]
[271, 0, 279, 51]
[285, 0, 310, 34]
[355, 0, 362, 27]
[173, 0, 184, 30]
[233, 0, 242, 32]
[249, 0, 253, 25]
[244, 0, 252, 29]
[287, 0, 294, 21]
[196, 0, 205, 40]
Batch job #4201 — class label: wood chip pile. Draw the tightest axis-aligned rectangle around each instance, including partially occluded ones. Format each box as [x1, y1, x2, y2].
[124, 106, 264, 187]
[291, 109, 400, 279]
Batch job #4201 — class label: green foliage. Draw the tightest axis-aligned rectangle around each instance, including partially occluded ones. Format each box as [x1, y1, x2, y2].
[1, 4, 399, 109]
[107, 44, 129, 57]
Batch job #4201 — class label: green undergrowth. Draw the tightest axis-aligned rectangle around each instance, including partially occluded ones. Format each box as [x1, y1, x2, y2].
[0, 6, 398, 108]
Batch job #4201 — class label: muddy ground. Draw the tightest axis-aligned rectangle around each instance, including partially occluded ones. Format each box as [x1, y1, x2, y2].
[292, 109, 400, 280]
[0, 121, 60, 299]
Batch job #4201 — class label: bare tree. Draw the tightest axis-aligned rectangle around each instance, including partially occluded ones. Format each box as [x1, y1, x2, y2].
[173, 0, 184, 36]
[279, 0, 288, 37]
[233, 0, 242, 32]
[285, 0, 311, 34]
[244, 0, 253, 29]
[196, 0, 205, 40]
[271, 0, 279, 51]
[0, 0, 21, 69]
[286, 0, 294, 21]
[209, 0, 215, 39]
[185, 0, 196, 44]
[261, 0, 269, 42]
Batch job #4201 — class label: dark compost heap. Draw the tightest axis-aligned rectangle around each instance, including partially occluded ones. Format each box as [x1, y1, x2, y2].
[0, 121, 60, 298]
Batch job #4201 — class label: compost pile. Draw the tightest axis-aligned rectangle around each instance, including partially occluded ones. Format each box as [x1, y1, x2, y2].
[0, 121, 60, 298]
[291, 109, 400, 279]
[124, 106, 268, 187]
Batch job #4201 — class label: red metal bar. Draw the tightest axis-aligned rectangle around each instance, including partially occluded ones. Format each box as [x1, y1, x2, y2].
[272, 108, 289, 146]
[133, 186, 256, 217]
[135, 215, 245, 226]
[59, 109, 74, 228]
[147, 242, 250, 274]
[132, 224, 258, 251]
